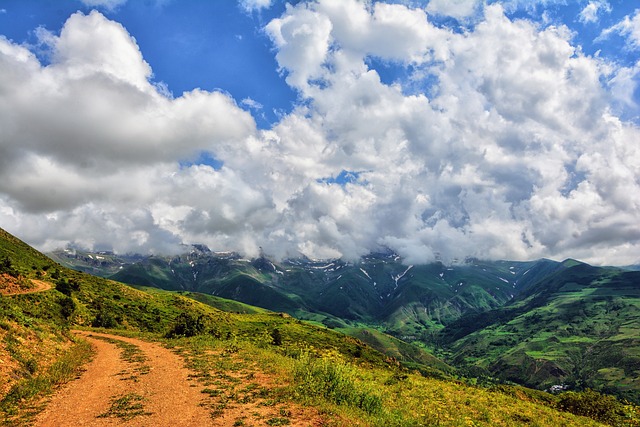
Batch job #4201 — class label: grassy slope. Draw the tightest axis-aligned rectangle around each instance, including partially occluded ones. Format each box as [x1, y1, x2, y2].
[444, 261, 640, 403]
[1, 228, 637, 426]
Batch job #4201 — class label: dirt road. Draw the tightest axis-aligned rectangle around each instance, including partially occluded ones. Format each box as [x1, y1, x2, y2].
[33, 331, 212, 427]
[1, 278, 52, 296]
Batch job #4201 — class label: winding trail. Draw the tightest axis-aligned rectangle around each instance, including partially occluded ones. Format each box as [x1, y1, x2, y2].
[33, 331, 213, 427]
[5, 278, 324, 426]
[1, 279, 52, 296]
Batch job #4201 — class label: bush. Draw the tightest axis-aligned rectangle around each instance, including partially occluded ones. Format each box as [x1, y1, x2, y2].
[60, 296, 76, 319]
[557, 389, 632, 426]
[165, 313, 208, 338]
[271, 328, 283, 346]
[56, 278, 80, 296]
[0, 256, 17, 277]
[92, 309, 118, 328]
[293, 353, 382, 415]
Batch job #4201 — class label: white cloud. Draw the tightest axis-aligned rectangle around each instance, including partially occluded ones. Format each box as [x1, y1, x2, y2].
[578, 1, 611, 24]
[260, 2, 640, 264]
[426, 0, 481, 20]
[0, 11, 258, 253]
[79, 0, 128, 12]
[241, 97, 263, 110]
[599, 9, 640, 49]
[239, 0, 273, 13]
[266, 3, 333, 91]
[608, 60, 640, 117]
[1, 2, 640, 265]
[266, 0, 449, 94]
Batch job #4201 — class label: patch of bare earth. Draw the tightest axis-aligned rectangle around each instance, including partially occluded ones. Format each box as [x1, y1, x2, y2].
[33, 331, 213, 426]
[0, 276, 51, 296]
[33, 331, 327, 426]
[190, 348, 328, 427]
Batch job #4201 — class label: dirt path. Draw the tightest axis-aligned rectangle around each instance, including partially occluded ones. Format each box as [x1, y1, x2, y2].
[33, 331, 213, 427]
[1, 278, 52, 296]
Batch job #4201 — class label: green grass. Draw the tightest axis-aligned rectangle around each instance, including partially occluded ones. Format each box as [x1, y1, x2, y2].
[2, 227, 640, 426]
[161, 333, 628, 426]
[292, 351, 383, 415]
[98, 393, 151, 421]
[0, 338, 94, 426]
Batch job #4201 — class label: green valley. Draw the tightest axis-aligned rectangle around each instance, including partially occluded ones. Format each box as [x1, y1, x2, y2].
[0, 227, 638, 426]
[52, 244, 640, 407]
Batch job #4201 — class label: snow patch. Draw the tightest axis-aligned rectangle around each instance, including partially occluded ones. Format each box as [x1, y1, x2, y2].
[392, 265, 413, 289]
[359, 268, 372, 281]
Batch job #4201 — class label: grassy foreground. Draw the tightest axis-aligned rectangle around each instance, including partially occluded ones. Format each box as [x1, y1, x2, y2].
[164, 331, 631, 427]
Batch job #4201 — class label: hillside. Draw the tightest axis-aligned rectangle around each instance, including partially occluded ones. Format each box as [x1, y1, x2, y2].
[56, 245, 640, 405]
[3, 228, 638, 425]
[105, 249, 532, 329]
[441, 260, 640, 403]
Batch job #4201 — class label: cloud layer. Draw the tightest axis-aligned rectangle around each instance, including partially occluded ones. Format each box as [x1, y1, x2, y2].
[1, 2, 639, 265]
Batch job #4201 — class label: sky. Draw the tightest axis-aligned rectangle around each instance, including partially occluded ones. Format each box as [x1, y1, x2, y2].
[0, 0, 639, 266]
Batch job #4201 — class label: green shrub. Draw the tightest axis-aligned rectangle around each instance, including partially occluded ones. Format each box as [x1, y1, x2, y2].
[55, 278, 80, 296]
[60, 296, 76, 319]
[557, 389, 632, 426]
[0, 256, 17, 276]
[271, 328, 283, 346]
[293, 353, 382, 415]
[92, 309, 118, 328]
[165, 312, 208, 338]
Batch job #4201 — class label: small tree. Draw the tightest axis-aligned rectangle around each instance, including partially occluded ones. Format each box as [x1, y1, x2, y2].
[166, 313, 208, 338]
[271, 328, 283, 346]
[92, 309, 118, 328]
[0, 256, 17, 277]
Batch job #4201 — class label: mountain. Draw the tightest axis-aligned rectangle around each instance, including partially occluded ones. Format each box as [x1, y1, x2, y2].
[441, 259, 640, 403]
[82, 248, 640, 404]
[47, 247, 145, 277]
[2, 227, 638, 425]
[106, 249, 531, 328]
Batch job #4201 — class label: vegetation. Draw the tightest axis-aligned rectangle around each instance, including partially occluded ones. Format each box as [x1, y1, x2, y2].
[1, 226, 639, 426]
[557, 389, 634, 426]
[98, 393, 151, 421]
[104, 250, 640, 404]
[0, 339, 93, 424]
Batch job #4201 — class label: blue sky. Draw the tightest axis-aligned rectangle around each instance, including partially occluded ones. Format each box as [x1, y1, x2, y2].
[3, 1, 636, 125]
[0, 0, 639, 265]
[0, 1, 297, 127]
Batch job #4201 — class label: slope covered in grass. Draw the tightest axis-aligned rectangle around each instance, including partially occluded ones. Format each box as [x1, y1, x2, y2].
[442, 260, 640, 403]
[2, 227, 639, 426]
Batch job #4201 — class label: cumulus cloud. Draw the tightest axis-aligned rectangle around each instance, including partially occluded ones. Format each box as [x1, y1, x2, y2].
[1, 2, 640, 265]
[426, 0, 481, 20]
[263, 1, 640, 264]
[578, 1, 611, 24]
[0, 11, 258, 253]
[599, 9, 640, 49]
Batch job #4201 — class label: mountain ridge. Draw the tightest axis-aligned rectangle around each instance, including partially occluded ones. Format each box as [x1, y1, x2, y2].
[2, 226, 639, 425]
[50, 245, 640, 403]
